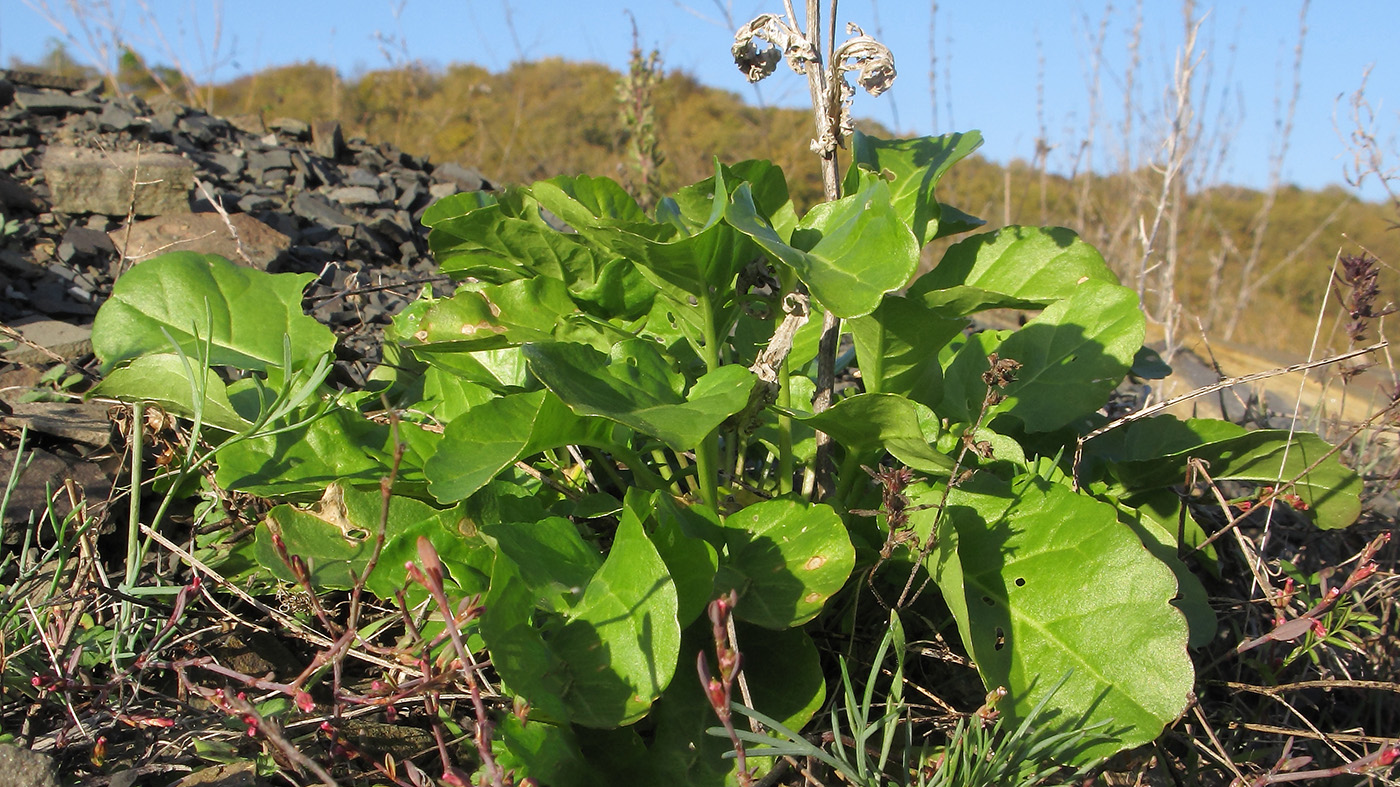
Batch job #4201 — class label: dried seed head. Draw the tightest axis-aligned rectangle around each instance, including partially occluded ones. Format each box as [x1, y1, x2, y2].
[732, 14, 813, 83]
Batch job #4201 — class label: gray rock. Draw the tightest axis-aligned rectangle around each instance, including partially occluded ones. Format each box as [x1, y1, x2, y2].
[0, 78, 13, 109]
[3, 401, 111, 447]
[0, 315, 92, 364]
[292, 191, 355, 229]
[345, 168, 383, 189]
[0, 743, 57, 787]
[12, 87, 99, 115]
[246, 149, 293, 178]
[237, 192, 283, 213]
[98, 101, 139, 132]
[311, 120, 344, 160]
[208, 152, 245, 179]
[268, 116, 310, 138]
[327, 185, 382, 206]
[428, 181, 460, 200]
[57, 225, 116, 263]
[226, 114, 265, 135]
[432, 161, 491, 191]
[44, 146, 193, 216]
[0, 148, 26, 170]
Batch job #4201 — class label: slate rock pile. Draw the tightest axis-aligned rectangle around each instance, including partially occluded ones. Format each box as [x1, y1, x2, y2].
[0, 69, 491, 530]
[0, 67, 491, 369]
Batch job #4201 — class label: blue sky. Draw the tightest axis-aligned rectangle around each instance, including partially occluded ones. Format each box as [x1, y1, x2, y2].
[4, 1, 1398, 201]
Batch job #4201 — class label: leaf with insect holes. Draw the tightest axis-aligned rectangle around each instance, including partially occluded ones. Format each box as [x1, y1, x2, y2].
[714, 499, 855, 629]
[93, 251, 333, 374]
[920, 474, 1192, 763]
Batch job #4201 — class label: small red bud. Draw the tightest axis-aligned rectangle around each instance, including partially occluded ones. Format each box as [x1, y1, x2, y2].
[294, 690, 315, 713]
[1310, 619, 1328, 638]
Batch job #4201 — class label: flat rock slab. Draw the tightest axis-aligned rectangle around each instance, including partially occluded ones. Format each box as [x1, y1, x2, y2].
[0, 444, 110, 531]
[1, 316, 93, 365]
[44, 145, 193, 216]
[113, 212, 291, 269]
[0, 744, 58, 787]
[3, 401, 112, 447]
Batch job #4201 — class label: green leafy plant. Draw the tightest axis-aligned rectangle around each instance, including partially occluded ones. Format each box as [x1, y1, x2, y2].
[83, 8, 1367, 785]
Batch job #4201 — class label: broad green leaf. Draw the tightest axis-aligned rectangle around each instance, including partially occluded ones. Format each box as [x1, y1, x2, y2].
[554, 513, 681, 726]
[525, 340, 756, 452]
[638, 620, 826, 783]
[912, 226, 1119, 315]
[993, 280, 1144, 431]
[425, 389, 616, 503]
[844, 130, 985, 244]
[420, 189, 498, 227]
[728, 179, 919, 318]
[1104, 417, 1362, 530]
[399, 277, 580, 352]
[624, 489, 718, 629]
[484, 517, 602, 614]
[658, 159, 794, 239]
[531, 170, 755, 346]
[253, 483, 453, 590]
[715, 499, 855, 629]
[786, 393, 954, 475]
[483, 514, 680, 728]
[848, 294, 965, 406]
[489, 716, 600, 787]
[93, 251, 334, 374]
[1114, 497, 1218, 649]
[940, 280, 1143, 433]
[922, 475, 1192, 762]
[531, 174, 650, 225]
[90, 353, 248, 432]
[216, 407, 437, 498]
[366, 516, 494, 602]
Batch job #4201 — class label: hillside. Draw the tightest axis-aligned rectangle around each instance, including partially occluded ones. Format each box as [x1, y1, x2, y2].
[17, 44, 1400, 356]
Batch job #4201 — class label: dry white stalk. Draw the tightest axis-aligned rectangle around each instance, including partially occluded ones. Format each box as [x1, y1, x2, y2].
[733, 15, 896, 156]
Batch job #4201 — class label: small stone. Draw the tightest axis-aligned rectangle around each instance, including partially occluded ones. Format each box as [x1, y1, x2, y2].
[311, 119, 344, 160]
[327, 185, 382, 206]
[180, 112, 226, 145]
[237, 192, 283, 213]
[428, 181, 459, 200]
[0, 148, 26, 170]
[246, 148, 293, 178]
[268, 116, 310, 138]
[0, 78, 14, 109]
[345, 168, 383, 189]
[292, 191, 355, 229]
[57, 225, 116, 263]
[98, 101, 138, 132]
[173, 761, 265, 787]
[3, 401, 111, 447]
[226, 114, 266, 135]
[432, 161, 491, 192]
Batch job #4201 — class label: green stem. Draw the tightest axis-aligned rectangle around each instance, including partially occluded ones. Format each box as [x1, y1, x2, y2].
[777, 355, 795, 496]
[695, 290, 723, 510]
[833, 448, 864, 510]
[117, 402, 145, 664]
